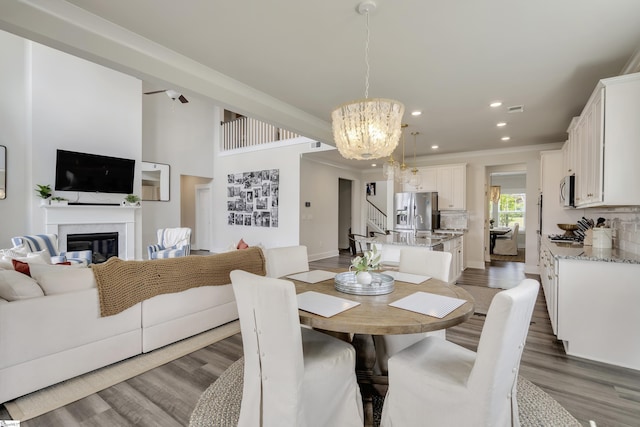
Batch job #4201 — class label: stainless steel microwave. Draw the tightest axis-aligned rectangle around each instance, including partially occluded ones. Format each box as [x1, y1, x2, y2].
[560, 175, 575, 207]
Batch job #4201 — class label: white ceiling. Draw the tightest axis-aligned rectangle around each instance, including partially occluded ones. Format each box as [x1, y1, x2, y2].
[8, 0, 640, 169]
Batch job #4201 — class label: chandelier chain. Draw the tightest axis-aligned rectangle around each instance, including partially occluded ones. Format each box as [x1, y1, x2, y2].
[364, 10, 370, 98]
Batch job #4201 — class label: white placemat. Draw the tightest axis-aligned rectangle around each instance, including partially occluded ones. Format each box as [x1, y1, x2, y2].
[297, 291, 360, 317]
[286, 270, 336, 284]
[389, 291, 466, 318]
[382, 270, 431, 284]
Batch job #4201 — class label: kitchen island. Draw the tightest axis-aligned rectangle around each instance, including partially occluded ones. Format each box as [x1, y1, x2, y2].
[540, 236, 640, 371]
[356, 231, 465, 283]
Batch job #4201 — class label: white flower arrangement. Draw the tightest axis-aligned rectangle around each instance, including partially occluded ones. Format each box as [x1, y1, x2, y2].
[350, 245, 381, 272]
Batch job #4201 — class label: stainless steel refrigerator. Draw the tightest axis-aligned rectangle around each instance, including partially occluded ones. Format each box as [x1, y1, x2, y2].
[393, 192, 440, 232]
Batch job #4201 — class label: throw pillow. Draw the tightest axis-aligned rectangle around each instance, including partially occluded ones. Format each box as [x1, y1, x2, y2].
[29, 264, 96, 295]
[0, 269, 45, 301]
[12, 259, 31, 276]
[0, 258, 13, 270]
[237, 238, 249, 250]
[0, 244, 28, 258]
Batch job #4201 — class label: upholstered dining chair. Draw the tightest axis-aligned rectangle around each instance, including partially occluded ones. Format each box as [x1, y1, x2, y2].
[264, 245, 309, 278]
[494, 223, 519, 255]
[230, 270, 364, 427]
[147, 227, 191, 259]
[11, 234, 92, 265]
[381, 278, 540, 427]
[373, 247, 453, 374]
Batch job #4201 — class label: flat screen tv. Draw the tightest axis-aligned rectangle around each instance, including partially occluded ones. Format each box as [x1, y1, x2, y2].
[55, 149, 135, 194]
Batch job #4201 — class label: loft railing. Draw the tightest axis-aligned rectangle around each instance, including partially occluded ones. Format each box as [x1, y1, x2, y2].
[221, 116, 300, 151]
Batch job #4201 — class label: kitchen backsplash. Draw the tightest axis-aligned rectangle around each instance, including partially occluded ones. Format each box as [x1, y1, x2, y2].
[440, 210, 468, 230]
[584, 207, 640, 255]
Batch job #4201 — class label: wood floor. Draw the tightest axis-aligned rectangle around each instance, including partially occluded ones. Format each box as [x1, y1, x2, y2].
[3, 255, 640, 426]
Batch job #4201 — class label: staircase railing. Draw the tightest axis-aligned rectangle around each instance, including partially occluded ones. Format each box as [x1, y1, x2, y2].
[367, 200, 387, 233]
[221, 116, 300, 151]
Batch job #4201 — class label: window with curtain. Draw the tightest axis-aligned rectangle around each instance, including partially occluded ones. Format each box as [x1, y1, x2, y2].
[497, 193, 525, 230]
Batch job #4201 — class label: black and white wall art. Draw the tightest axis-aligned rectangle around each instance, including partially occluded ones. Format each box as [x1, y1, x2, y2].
[227, 169, 279, 227]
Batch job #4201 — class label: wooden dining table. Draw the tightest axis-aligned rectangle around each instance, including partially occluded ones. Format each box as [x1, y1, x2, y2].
[490, 227, 511, 254]
[290, 271, 475, 426]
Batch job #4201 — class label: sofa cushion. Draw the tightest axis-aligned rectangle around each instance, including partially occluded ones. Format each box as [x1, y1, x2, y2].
[0, 269, 45, 301]
[29, 264, 95, 295]
[0, 244, 28, 258]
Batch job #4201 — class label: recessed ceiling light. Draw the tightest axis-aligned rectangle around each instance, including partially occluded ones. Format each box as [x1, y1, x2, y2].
[411, 111, 422, 116]
[371, 163, 377, 167]
[501, 136, 511, 141]
[431, 145, 439, 150]
[496, 122, 507, 127]
[490, 101, 502, 108]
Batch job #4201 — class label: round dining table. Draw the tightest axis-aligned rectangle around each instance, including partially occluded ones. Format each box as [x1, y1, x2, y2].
[290, 271, 475, 426]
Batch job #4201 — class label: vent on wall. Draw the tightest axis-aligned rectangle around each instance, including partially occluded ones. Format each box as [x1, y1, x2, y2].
[507, 105, 524, 113]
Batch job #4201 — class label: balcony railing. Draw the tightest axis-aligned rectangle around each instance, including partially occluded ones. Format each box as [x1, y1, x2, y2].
[221, 116, 300, 151]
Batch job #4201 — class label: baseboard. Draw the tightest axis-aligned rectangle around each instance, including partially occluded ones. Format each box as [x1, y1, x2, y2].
[307, 249, 340, 261]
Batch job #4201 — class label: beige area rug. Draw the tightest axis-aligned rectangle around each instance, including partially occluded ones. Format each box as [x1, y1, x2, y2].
[189, 357, 581, 427]
[4, 321, 241, 421]
[491, 248, 526, 262]
[458, 284, 501, 315]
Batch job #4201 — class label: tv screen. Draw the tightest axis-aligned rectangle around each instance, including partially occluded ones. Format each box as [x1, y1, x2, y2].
[55, 149, 135, 194]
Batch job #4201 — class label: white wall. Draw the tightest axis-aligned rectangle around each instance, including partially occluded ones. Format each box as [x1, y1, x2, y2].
[0, 30, 29, 248]
[211, 136, 314, 253]
[300, 158, 364, 260]
[141, 85, 216, 253]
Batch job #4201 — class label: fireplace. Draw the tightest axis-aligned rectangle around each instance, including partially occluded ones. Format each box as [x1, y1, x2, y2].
[44, 205, 137, 260]
[67, 232, 118, 264]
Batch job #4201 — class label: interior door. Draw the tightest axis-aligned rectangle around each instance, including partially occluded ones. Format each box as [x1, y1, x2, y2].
[195, 184, 211, 250]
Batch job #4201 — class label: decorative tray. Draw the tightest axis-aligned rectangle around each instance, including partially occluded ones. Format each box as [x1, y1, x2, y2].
[334, 272, 395, 296]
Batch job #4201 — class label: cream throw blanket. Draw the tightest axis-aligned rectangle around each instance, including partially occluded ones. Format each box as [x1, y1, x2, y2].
[91, 247, 266, 317]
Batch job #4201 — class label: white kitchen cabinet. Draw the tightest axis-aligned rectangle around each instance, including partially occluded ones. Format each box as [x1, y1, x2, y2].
[539, 238, 640, 371]
[562, 117, 579, 177]
[403, 164, 466, 210]
[539, 240, 558, 334]
[565, 72, 640, 207]
[443, 235, 464, 283]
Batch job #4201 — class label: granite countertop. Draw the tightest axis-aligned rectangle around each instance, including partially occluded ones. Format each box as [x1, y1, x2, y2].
[542, 236, 640, 264]
[359, 232, 460, 248]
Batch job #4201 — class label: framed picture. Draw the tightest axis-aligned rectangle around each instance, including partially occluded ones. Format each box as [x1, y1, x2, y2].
[227, 169, 279, 228]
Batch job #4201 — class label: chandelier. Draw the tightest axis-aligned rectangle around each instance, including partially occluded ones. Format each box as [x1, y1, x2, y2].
[331, 1, 405, 160]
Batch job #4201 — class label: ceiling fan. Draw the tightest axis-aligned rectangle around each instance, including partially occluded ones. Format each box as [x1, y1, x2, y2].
[143, 89, 188, 103]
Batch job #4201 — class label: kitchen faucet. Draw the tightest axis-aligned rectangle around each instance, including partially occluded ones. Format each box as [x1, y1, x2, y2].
[413, 214, 423, 236]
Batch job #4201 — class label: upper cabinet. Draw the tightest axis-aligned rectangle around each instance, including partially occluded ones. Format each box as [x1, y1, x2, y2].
[403, 163, 467, 210]
[564, 72, 640, 207]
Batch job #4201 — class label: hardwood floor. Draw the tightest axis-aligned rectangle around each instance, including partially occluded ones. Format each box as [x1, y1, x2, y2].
[3, 255, 639, 426]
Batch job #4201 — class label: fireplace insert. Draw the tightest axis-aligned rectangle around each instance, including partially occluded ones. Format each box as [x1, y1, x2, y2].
[67, 232, 118, 264]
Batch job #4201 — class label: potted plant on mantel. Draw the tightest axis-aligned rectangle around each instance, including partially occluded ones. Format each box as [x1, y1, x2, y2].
[35, 184, 52, 206]
[50, 196, 68, 206]
[124, 194, 141, 207]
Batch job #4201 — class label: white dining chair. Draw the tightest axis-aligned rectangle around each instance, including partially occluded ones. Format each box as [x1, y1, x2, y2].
[264, 245, 309, 278]
[230, 270, 364, 427]
[381, 278, 540, 427]
[374, 247, 453, 374]
[494, 223, 519, 255]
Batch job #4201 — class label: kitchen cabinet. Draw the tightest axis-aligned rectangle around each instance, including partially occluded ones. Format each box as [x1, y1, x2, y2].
[539, 237, 640, 371]
[562, 117, 579, 177]
[403, 164, 466, 210]
[564, 72, 640, 207]
[443, 235, 464, 283]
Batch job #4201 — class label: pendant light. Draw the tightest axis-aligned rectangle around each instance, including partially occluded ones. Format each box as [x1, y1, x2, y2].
[397, 126, 409, 183]
[408, 131, 422, 188]
[331, 1, 405, 160]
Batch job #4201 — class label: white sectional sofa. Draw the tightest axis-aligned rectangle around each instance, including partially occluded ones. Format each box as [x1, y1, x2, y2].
[0, 247, 266, 404]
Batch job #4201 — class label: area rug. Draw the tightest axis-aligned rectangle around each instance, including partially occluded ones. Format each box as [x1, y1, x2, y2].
[491, 248, 526, 262]
[458, 284, 501, 315]
[4, 320, 241, 421]
[189, 357, 581, 427]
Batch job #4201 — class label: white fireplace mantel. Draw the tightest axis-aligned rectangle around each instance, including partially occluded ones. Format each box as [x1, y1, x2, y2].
[43, 205, 138, 260]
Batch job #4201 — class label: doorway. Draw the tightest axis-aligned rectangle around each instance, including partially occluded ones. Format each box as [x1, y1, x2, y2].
[338, 178, 352, 252]
[487, 167, 527, 263]
[195, 184, 211, 251]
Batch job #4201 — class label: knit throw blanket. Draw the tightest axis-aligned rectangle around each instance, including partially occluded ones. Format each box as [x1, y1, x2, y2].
[91, 247, 266, 317]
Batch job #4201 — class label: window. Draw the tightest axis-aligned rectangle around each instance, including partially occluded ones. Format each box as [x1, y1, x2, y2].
[497, 193, 525, 230]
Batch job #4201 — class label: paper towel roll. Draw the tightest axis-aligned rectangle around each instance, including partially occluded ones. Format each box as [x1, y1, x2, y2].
[592, 228, 612, 249]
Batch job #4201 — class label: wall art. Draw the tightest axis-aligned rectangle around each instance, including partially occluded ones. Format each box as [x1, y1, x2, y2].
[227, 169, 279, 227]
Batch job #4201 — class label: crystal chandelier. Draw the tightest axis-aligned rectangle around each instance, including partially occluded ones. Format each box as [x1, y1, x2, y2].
[408, 131, 422, 188]
[331, 1, 405, 160]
